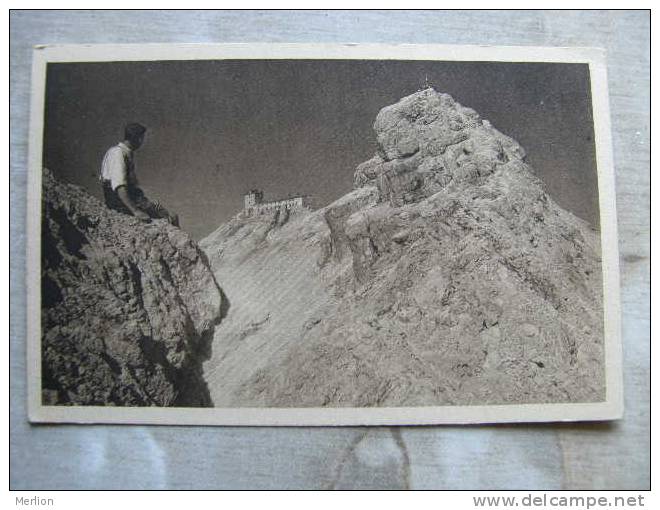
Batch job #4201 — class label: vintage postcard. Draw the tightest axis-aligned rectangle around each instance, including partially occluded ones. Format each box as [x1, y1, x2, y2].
[26, 43, 622, 425]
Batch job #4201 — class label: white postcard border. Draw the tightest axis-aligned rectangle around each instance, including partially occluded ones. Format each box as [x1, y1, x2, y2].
[26, 43, 622, 426]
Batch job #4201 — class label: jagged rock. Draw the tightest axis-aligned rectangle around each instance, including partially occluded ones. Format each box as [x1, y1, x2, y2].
[41, 169, 223, 406]
[355, 88, 525, 206]
[201, 89, 604, 407]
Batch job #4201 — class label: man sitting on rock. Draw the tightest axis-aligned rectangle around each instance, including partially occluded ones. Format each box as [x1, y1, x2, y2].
[100, 122, 179, 226]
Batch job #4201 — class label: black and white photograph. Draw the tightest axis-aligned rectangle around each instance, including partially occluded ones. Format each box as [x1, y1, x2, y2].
[26, 43, 622, 425]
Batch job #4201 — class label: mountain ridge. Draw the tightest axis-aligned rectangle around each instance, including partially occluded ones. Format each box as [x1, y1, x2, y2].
[201, 88, 604, 407]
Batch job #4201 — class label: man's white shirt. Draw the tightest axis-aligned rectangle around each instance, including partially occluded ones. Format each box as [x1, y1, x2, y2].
[100, 142, 135, 191]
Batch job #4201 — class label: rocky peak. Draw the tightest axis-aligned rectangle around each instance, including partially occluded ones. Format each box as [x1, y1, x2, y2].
[355, 88, 528, 207]
[41, 169, 223, 406]
[200, 89, 605, 407]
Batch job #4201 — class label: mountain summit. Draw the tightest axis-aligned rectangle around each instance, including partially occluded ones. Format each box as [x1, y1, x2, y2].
[201, 88, 604, 407]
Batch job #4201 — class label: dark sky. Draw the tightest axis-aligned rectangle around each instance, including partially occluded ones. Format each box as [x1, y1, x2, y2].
[43, 59, 598, 240]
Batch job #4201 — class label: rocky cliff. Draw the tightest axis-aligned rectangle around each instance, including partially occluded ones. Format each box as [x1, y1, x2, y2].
[41, 169, 223, 406]
[202, 88, 605, 407]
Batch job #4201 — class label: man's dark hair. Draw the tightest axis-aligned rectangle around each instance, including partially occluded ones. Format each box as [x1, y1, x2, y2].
[124, 123, 147, 144]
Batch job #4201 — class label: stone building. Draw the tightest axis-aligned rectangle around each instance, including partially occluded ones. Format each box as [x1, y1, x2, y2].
[243, 189, 313, 217]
